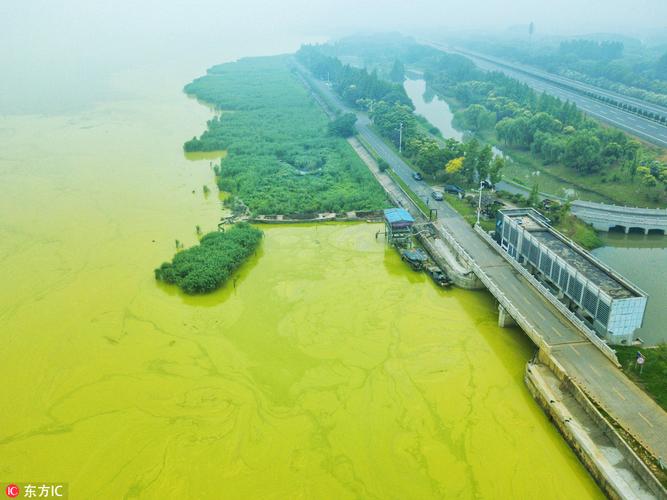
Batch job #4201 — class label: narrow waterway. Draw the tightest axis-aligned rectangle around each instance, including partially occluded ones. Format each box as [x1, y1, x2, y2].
[404, 79, 463, 141]
[0, 60, 604, 497]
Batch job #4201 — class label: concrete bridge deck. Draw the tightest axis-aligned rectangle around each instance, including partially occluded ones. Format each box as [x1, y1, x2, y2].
[571, 200, 667, 234]
[295, 63, 667, 469]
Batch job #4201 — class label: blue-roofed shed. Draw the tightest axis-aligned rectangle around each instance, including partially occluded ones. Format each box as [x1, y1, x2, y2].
[383, 208, 414, 245]
[384, 208, 414, 228]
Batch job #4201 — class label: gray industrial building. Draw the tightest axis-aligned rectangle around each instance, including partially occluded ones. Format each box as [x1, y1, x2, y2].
[495, 208, 647, 344]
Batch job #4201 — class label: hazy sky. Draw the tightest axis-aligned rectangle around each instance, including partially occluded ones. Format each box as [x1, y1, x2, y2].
[3, 0, 666, 41]
[2, 0, 666, 113]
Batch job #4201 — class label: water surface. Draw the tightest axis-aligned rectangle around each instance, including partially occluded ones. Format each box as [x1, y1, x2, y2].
[0, 61, 602, 498]
[593, 233, 667, 345]
[404, 79, 463, 141]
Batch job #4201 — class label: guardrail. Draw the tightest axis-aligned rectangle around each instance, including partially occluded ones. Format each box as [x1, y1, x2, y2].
[425, 219, 546, 348]
[571, 211, 667, 229]
[474, 224, 620, 366]
[572, 200, 667, 215]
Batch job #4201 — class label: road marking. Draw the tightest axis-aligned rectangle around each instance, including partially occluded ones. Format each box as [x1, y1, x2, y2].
[551, 326, 563, 337]
[612, 387, 626, 401]
[638, 412, 654, 428]
[570, 345, 581, 357]
[589, 365, 601, 377]
[536, 310, 546, 321]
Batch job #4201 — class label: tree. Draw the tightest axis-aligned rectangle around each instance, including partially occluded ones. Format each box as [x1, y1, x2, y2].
[328, 113, 357, 137]
[528, 184, 540, 207]
[656, 52, 667, 79]
[477, 145, 494, 181]
[489, 156, 505, 184]
[445, 157, 464, 175]
[462, 139, 480, 183]
[495, 117, 531, 148]
[563, 132, 602, 172]
[389, 59, 405, 83]
[456, 104, 496, 132]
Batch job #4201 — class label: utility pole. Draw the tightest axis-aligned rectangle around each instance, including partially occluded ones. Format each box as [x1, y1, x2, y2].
[398, 122, 403, 154]
[476, 181, 483, 226]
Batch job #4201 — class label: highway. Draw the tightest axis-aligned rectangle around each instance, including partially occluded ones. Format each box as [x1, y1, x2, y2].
[295, 61, 667, 464]
[425, 43, 667, 148]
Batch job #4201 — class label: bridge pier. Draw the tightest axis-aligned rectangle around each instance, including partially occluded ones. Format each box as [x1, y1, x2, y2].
[498, 304, 516, 328]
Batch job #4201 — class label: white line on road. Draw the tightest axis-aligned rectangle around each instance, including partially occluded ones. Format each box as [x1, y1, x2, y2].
[638, 412, 654, 428]
[612, 387, 626, 401]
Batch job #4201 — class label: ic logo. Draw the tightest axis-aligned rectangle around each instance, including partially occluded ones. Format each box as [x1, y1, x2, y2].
[5, 484, 19, 498]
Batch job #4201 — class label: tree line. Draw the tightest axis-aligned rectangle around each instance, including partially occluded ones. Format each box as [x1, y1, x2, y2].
[460, 37, 667, 108]
[297, 45, 505, 187]
[426, 53, 666, 190]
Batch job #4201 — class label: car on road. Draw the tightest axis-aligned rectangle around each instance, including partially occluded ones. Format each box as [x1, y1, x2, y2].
[444, 184, 465, 196]
[481, 180, 494, 190]
[431, 191, 444, 201]
[412, 172, 423, 181]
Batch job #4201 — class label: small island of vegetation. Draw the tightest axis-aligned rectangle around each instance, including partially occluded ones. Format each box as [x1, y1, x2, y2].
[155, 223, 262, 294]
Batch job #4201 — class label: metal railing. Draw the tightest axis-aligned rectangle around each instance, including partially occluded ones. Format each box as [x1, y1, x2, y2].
[474, 225, 620, 366]
[432, 221, 553, 351]
[572, 199, 667, 216]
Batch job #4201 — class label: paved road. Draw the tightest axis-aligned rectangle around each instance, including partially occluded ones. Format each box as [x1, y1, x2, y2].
[425, 43, 667, 149]
[296, 63, 667, 462]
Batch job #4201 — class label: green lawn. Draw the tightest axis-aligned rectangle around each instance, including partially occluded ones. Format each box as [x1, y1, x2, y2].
[554, 213, 603, 250]
[615, 345, 667, 412]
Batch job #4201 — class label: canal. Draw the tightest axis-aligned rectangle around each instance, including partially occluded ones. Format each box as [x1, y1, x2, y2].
[0, 61, 602, 497]
[403, 78, 463, 141]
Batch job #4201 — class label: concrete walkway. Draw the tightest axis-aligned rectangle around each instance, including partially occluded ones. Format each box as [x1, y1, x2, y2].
[295, 62, 667, 465]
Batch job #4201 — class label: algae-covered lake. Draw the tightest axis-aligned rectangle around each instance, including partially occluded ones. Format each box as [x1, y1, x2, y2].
[0, 60, 601, 498]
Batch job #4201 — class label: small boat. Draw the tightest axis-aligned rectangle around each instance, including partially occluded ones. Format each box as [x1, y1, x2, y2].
[425, 265, 452, 287]
[400, 248, 428, 271]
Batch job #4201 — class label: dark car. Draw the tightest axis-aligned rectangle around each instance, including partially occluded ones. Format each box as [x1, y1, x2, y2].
[481, 180, 494, 189]
[412, 172, 423, 181]
[431, 191, 444, 201]
[444, 184, 464, 196]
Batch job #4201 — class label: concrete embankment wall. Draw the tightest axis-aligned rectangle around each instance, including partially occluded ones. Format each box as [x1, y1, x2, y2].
[528, 351, 667, 500]
[346, 136, 483, 290]
[417, 231, 484, 290]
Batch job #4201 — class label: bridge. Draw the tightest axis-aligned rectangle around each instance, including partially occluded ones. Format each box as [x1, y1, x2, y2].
[294, 62, 667, 489]
[571, 200, 667, 235]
